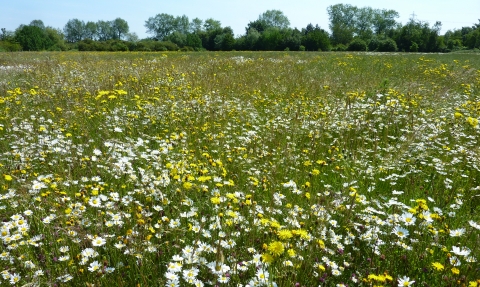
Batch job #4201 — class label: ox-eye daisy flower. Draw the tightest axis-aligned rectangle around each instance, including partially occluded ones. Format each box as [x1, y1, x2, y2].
[92, 236, 106, 246]
[398, 276, 415, 286]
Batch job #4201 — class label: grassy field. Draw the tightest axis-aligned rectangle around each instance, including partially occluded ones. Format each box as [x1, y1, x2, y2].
[0, 51, 479, 287]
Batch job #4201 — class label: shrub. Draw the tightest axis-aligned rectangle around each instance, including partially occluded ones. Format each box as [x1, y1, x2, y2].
[347, 39, 367, 51]
[109, 41, 128, 52]
[410, 42, 419, 52]
[332, 44, 347, 51]
[368, 38, 381, 51]
[0, 40, 22, 51]
[180, 46, 195, 52]
[378, 38, 398, 52]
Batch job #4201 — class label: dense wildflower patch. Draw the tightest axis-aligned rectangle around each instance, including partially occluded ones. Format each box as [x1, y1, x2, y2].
[0, 52, 479, 286]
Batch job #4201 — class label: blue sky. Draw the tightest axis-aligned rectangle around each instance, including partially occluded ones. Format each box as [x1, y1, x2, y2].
[1, 0, 479, 38]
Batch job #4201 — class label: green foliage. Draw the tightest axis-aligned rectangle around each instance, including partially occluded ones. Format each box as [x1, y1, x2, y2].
[393, 20, 442, 52]
[330, 22, 355, 45]
[378, 37, 397, 52]
[464, 29, 480, 49]
[15, 25, 52, 51]
[84, 21, 97, 40]
[111, 18, 129, 40]
[347, 38, 367, 51]
[8, 6, 480, 53]
[96, 20, 113, 41]
[166, 31, 187, 47]
[189, 18, 204, 33]
[221, 31, 235, 51]
[368, 37, 381, 51]
[410, 41, 419, 52]
[327, 4, 399, 45]
[372, 9, 399, 36]
[241, 28, 261, 50]
[29, 20, 45, 30]
[64, 19, 86, 43]
[258, 10, 291, 30]
[332, 43, 347, 51]
[258, 27, 283, 50]
[246, 19, 268, 34]
[144, 13, 177, 40]
[203, 18, 222, 32]
[303, 25, 331, 51]
[186, 33, 202, 50]
[77, 39, 130, 51]
[0, 40, 21, 51]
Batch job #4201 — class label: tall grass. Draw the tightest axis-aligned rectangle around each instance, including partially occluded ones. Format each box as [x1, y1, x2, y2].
[0, 51, 479, 286]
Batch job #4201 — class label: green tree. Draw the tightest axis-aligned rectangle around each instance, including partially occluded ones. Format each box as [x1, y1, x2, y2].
[393, 19, 442, 52]
[166, 31, 187, 47]
[15, 25, 51, 50]
[258, 27, 283, 50]
[45, 27, 66, 50]
[126, 32, 139, 43]
[190, 18, 204, 33]
[1, 28, 11, 40]
[258, 10, 290, 29]
[355, 7, 374, 40]
[221, 27, 235, 50]
[327, 4, 356, 45]
[465, 29, 480, 49]
[84, 21, 97, 40]
[244, 28, 261, 50]
[327, 4, 399, 45]
[203, 18, 222, 32]
[0, 28, 20, 51]
[281, 28, 303, 50]
[64, 19, 86, 42]
[378, 37, 397, 51]
[175, 15, 190, 34]
[29, 20, 45, 30]
[246, 19, 268, 34]
[96, 20, 113, 41]
[372, 9, 399, 36]
[347, 38, 367, 51]
[303, 24, 331, 51]
[145, 13, 176, 40]
[112, 18, 129, 40]
[186, 33, 202, 49]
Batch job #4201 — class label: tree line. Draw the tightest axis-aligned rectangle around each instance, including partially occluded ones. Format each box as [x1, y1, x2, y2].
[1, 4, 479, 52]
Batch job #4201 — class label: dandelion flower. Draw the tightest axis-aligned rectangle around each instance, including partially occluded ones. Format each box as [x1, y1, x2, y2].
[431, 262, 444, 271]
[451, 267, 460, 275]
[267, 241, 284, 257]
[277, 229, 293, 240]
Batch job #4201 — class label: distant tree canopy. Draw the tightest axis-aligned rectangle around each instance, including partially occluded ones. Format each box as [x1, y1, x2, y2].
[2, 5, 480, 52]
[10, 20, 66, 51]
[258, 10, 291, 30]
[327, 4, 399, 45]
[63, 18, 129, 43]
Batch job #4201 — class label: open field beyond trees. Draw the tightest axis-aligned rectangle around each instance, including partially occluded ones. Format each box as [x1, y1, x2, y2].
[0, 51, 479, 286]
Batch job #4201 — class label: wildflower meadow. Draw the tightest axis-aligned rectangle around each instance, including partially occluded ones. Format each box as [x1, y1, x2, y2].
[0, 51, 479, 286]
